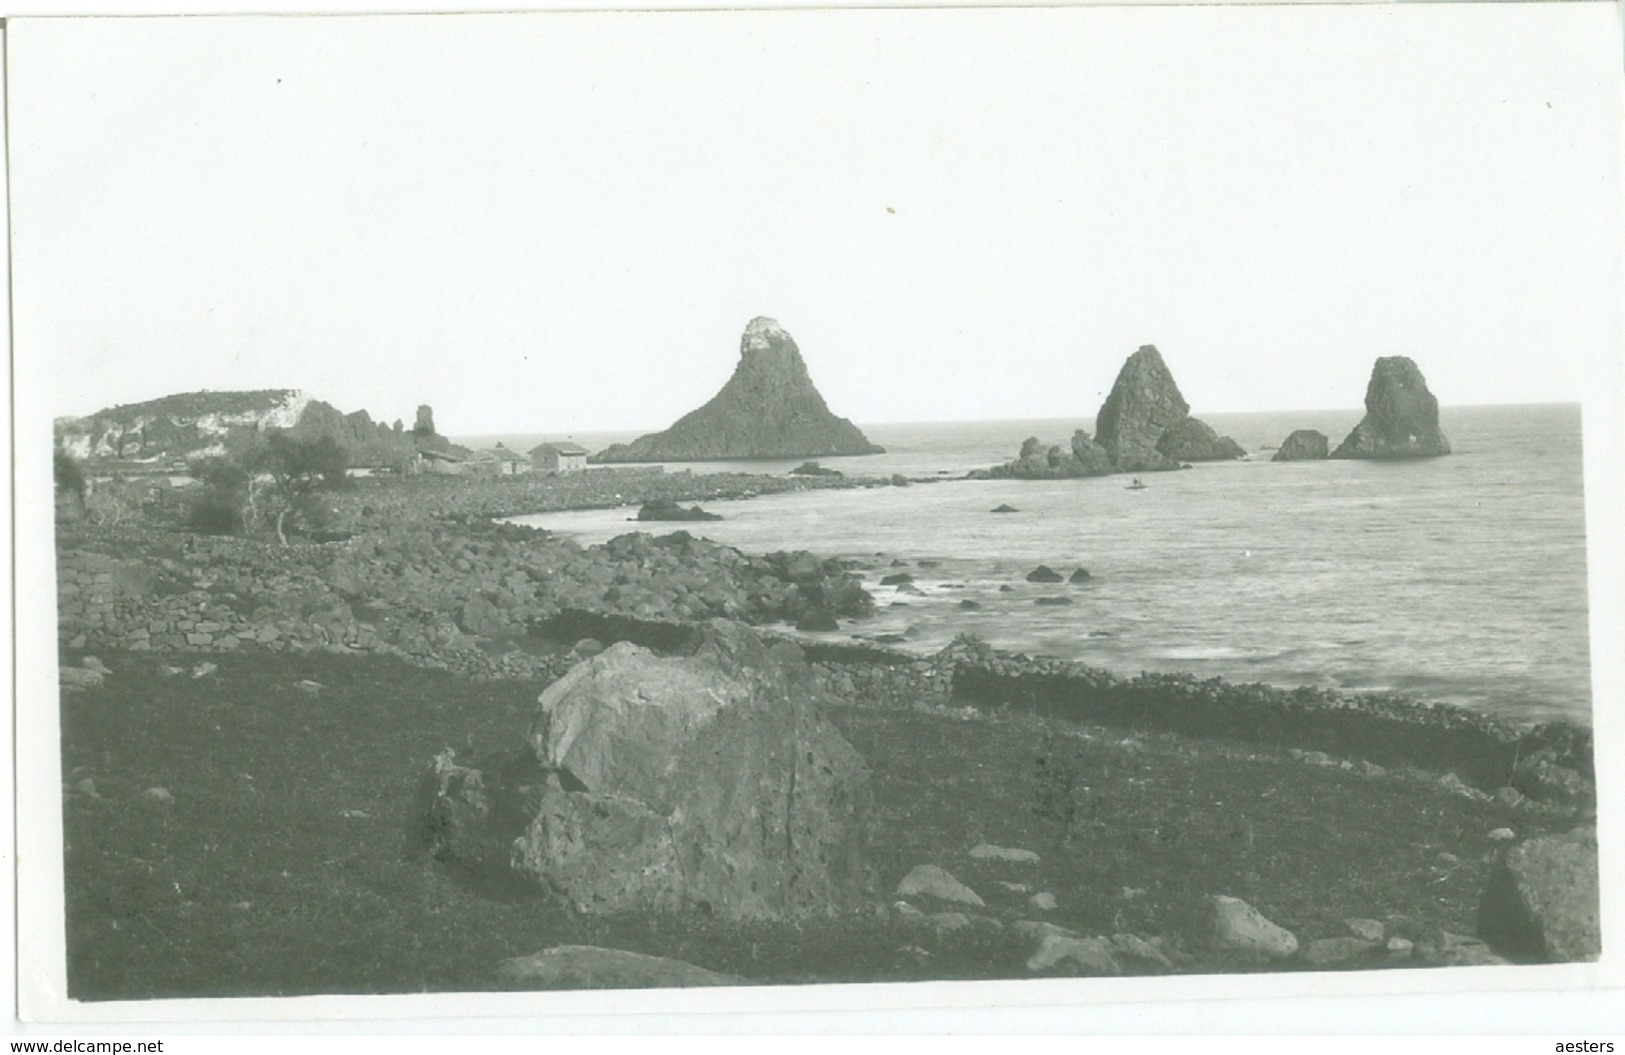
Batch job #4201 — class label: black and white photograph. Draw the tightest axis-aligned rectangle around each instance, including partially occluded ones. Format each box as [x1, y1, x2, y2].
[9, 0, 1624, 1031]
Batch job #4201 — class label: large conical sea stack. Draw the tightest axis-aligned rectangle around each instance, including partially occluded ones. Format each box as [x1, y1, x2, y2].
[1093, 345, 1243, 472]
[1330, 357, 1451, 459]
[591, 318, 884, 463]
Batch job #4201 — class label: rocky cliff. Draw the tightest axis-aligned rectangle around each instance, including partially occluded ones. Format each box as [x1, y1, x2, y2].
[590, 318, 884, 463]
[56, 390, 452, 468]
[55, 390, 313, 462]
[1331, 357, 1452, 459]
[1094, 346, 1243, 472]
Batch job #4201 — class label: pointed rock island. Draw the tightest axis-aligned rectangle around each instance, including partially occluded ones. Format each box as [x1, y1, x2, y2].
[1331, 356, 1451, 459]
[1095, 345, 1244, 471]
[590, 318, 884, 463]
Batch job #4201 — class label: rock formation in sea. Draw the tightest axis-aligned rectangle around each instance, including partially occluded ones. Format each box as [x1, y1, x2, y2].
[988, 431, 1113, 479]
[1156, 418, 1247, 462]
[1330, 357, 1451, 459]
[1272, 429, 1330, 462]
[590, 318, 884, 463]
[1094, 346, 1243, 472]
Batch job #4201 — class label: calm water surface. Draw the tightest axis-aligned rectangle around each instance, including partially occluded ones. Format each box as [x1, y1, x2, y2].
[473, 405, 1592, 725]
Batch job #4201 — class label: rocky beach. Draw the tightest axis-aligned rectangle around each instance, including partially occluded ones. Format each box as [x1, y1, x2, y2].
[53, 431, 1600, 995]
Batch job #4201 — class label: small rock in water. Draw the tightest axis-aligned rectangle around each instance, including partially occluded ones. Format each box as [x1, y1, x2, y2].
[969, 843, 1041, 864]
[896, 864, 985, 907]
[958, 600, 981, 610]
[991, 504, 1019, 514]
[879, 573, 914, 586]
[1025, 565, 1064, 583]
[1034, 596, 1074, 606]
[1029, 892, 1058, 911]
[998, 585, 1015, 593]
[1068, 569, 1092, 583]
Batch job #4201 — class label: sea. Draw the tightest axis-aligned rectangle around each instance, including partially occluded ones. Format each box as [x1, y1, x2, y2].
[457, 404, 1593, 727]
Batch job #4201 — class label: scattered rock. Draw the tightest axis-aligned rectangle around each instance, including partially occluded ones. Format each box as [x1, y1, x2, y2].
[75, 778, 100, 799]
[1029, 892, 1058, 912]
[497, 946, 742, 989]
[192, 662, 217, 678]
[1025, 566, 1064, 583]
[896, 864, 985, 907]
[997, 881, 1031, 894]
[1110, 933, 1176, 970]
[958, 600, 981, 610]
[1068, 569, 1092, 583]
[1385, 937, 1414, 959]
[1495, 787, 1524, 808]
[990, 504, 1019, 514]
[1300, 937, 1378, 966]
[81, 656, 112, 674]
[59, 666, 104, 691]
[635, 498, 722, 522]
[1011, 920, 1077, 944]
[879, 573, 914, 586]
[968, 844, 1040, 864]
[1488, 828, 1516, 842]
[922, 911, 972, 933]
[1330, 356, 1452, 459]
[1343, 918, 1385, 942]
[1271, 430, 1330, 462]
[1026, 934, 1121, 975]
[1477, 825, 1600, 963]
[1034, 597, 1073, 606]
[1190, 895, 1299, 959]
[795, 611, 840, 632]
[140, 787, 173, 804]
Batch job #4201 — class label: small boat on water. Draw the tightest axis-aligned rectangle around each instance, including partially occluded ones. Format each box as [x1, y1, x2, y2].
[1126, 477, 1147, 490]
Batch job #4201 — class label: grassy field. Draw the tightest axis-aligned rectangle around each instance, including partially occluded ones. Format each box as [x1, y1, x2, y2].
[59, 646, 1564, 1000]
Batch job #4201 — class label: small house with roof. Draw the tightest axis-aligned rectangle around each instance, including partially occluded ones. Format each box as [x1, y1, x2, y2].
[529, 441, 589, 473]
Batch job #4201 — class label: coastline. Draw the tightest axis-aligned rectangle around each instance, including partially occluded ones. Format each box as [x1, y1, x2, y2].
[56, 464, 1594, 800]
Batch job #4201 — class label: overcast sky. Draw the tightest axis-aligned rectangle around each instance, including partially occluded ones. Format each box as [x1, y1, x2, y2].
[10, 4, 1622, 435]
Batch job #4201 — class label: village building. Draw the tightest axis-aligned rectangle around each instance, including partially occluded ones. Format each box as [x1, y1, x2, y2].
[419, 448, 466, 475]
[528, 441, 589, 473]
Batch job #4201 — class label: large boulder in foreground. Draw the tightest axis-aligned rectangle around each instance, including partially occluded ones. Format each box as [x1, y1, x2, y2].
[1272, 429, 1330, 462]
[1331, 357, 1451, 459]
[1094, 346, 1243, 472]
[1476, 825, 1600, 963]
[424, 622, 874, 919]
[590, 317, 883, 462]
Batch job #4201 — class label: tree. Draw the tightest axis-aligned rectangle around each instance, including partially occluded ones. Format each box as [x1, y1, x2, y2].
[187, 429, 351, 543]
[252, 431, 350, 545]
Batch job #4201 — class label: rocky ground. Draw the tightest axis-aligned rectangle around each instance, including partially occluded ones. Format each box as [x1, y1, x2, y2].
[51, 466, 1601, 997]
